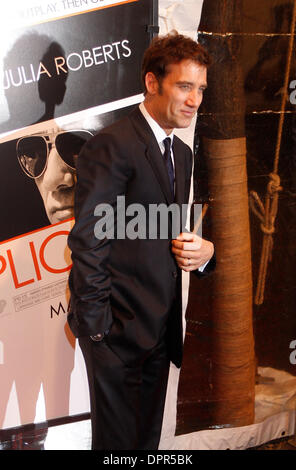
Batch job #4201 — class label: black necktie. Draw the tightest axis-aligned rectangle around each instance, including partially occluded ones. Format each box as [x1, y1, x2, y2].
[163, 137, 174, 197]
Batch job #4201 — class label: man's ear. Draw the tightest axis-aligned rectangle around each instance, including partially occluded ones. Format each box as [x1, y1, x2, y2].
[144, 72, 159, 95]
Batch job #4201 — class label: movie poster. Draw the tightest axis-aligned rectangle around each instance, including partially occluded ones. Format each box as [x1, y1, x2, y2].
[0, 0, 157, 429]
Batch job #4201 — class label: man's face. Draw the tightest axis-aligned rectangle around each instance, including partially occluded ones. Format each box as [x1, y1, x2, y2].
[17, 128, 93, 224]
[145, 59, 207, 134]
[35, 139, 75, 224]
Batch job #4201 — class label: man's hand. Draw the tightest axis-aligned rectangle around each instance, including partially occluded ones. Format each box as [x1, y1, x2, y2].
[171, 232, 214, 272]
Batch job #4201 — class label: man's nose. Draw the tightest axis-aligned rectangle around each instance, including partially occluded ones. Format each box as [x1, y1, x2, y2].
[186, 89, 202, 109]
[43, 148, 74, 190]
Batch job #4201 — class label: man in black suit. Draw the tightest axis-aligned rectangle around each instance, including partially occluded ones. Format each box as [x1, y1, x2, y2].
[68, 32, 215, 450]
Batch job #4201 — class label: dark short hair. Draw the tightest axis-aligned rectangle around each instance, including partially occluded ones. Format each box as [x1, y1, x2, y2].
[141, 32, 211, 93]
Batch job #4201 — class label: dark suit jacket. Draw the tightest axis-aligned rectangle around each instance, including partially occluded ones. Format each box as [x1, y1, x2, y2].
[68, 106, 211, 368]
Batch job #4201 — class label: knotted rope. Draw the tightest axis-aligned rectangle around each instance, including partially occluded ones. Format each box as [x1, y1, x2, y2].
[250, 0, 296, 305]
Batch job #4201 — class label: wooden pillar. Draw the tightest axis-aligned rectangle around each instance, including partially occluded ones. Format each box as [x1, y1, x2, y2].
[197, 0, 255, 426]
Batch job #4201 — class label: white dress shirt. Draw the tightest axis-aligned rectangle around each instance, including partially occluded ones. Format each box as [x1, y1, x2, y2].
[139, 101, 174, 167]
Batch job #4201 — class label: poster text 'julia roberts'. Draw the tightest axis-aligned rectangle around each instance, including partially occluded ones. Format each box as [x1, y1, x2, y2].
[3, 39, 132, 90]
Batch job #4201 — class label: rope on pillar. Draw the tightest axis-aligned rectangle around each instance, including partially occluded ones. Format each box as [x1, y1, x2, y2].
[250, 0, 296, 305]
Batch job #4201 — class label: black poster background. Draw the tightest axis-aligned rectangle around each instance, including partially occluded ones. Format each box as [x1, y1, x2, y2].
[1, 1, 155, 132]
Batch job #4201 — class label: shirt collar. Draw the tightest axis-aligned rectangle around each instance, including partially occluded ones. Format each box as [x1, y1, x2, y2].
[139, 102, 174, 147]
